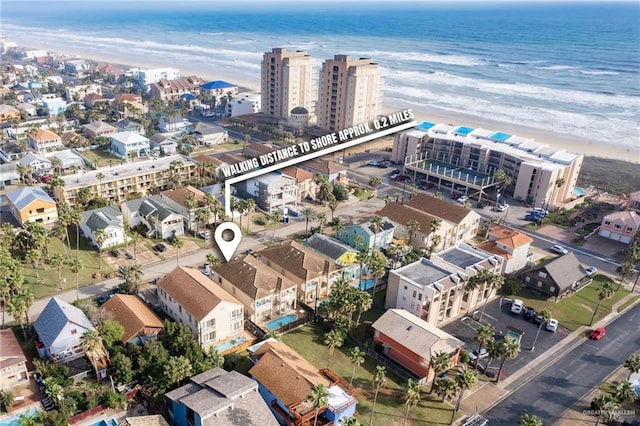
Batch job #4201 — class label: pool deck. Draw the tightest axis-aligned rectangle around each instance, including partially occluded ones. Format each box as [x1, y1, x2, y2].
[214, 330, 257, 356]
[258, 309, 309, 332]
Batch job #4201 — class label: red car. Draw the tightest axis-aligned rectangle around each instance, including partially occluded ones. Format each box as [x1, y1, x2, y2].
[590, 327, 606, 340]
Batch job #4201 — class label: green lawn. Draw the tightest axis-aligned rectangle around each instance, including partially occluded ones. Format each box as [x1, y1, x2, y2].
[510, 275, 629, 331]
[281, 322, 459, 426]
[617, 295, 640, 313]
[81, 148, 123, 168]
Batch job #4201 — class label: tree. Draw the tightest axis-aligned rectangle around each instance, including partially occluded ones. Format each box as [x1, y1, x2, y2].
[69, 257, 82, 301]
[269, 210, 283, 243]
[369, 366, 387, 426]
[618, 260, 635, 291]
[496, 337, 521, 383]
[184, 194, 198, 232]
[352, 290, 372, 332]
[370, 215, 384, 248]
[406, 219, 420, 246]
[93, 229, 107, 270]
[164, 356, 193, 387]
[242, 133, 250, 155]
[483, 338, 502, 374]
[172, 237, 184, 266]
[310, 383, 329, 426]
[340, 417, 361, 426]
[368, 176, 382, 190]
[519, 413, 543, 426]
[98, 320, 124, 350]
[49, 253, 65, 289]
[110, 352, 133, 385]
[302, 207, 316, 236]
[80, 330, 107, 374]
[468, 268, 504, 322]
[494, 169, 512, 198]
[611, 380, 636, 404]
[324, 329, 344, 369]
[624, 353, 640, 380]
[403, 379, 421, 426]
[349, 347, 366, 386]
[590, 281, 615, 325]
[428, 350, 451, 393]
[531, 308, 551, 351]
[433, 377, 457, 402]
[453, 365, 477, 418]
[25, 249, 41, 280]
[244, 198, 256, 233]
[206, 254, 220, 266]
[328, 197, 339, 222]
[0, 389, 15, 412]
[473, 325, 494, 369]
[333, 217, 344, 239]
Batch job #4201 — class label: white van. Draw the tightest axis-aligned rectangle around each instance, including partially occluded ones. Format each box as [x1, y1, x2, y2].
[511, 299, 524, 314]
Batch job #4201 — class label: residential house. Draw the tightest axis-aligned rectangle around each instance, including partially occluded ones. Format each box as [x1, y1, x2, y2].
[66, 83, 101, 101]
[113, 93, 147, 119]
[0, 329, 29, 391]
[298, 158, 348, 184]
[238, 171, 299, 213]
[64, 60, 90, 76]
[371, 309, 463, 385]
[83, 93, 105, 109]
[598, 210, 640, 245]
[158, 114, 190, 134]
[149, 76, 205, 100]
[80, 205, 127, 250]
[33, 297, 95, 362]
[258, 241, 341, 306]
[0, 104, 20, 123]
[119, 416, 169, 426]
[6, 186, 58, 226]
[110, 131, 150, 158]
[626, 191, 640, 213]
[16, 102, 37, 117]
[520, 252, 592, 300]
[0, 143, 24, 162]
[61, 131, 89, 147]
[405, 194, 481, 247]
[281, 166, 317, 201]
[191, 122, 227, 146]
[149, 133, 178, 155]
[199, 80, 239, 103]
[27, 129, 63, 154]
[304, 233, 360, 282]
[47, 149, 85, 171]
[133, 67, 181, 87]
[156, 267, 245, 350]
[99, 294, 164, 345]
[211, 255, 298, 323]
[42, 96, 67, 116]
[475, 225, 534, 274]
[83, 121, 118, 139]
[113, 118, 145, 135]
[377, 202, 452, 250]
[385, 244, 503, 326]
[249, 340, 357, 426]
[225, 93, 261, 117]
[338, 217, 395, 251]
[159, 185, 208, 232]
[122, 196, 185, 239]
[243, 143, 278, 159]
[165, 368, 278, 426]
[18, 152, 52, 172]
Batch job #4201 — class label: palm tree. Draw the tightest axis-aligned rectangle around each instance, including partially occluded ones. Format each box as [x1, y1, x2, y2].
[80, 330, 107, 374]
[383, 194, 391, 205]
[302, 207, 316, 236]
[68, 207, 82, 258]
[496, 337, 521, 383]
[328, 197, 339, 222]
[590, 281, 615, 325]
[349, 347, 366, 386]
[172, 237, 184, 266]
[433, 377, 457, 402]
[195, 208, 211, 235]
[370, 215, 384, 248]
[269, 210, 283, 243]
[317, 212, 327, 234]
[242, 133, 251, 155]
[308, 384, 329, 426]
[369, 366, 387, 426]
[468, 268, 504, 322]
[148, 214, 160, 239]
[554, 177, 566, 205]
[453, 365, 477, 418]
[618, 260, 635, 291]
[624, 353, 640, 380]
[49, 253, 65, 289]
[483, 338, 502, 373]
[340, 417, 361, 426]
[49, 224, 69, 257]
[403, 379, 421, 426]
[406, 219, 420, 246]
[473, 325, 494, 369]
[25, 249, 40, 280]
[333, 217, 344, 239]
[69, 257, 82, 301]
[519, 413, 543, 426]
[531, 308, 551, 351]
[434, 191, 443, 200]
[429, 351, 451, 393]
[244, 198, 256, 233]
[611, 380, 636, 404]
[206, 254, 220, 266]
[93, 229, 107, 269]
[324, 329, 344, 369]
[184, 194, 198, 232]
[7, 296, 29, 339]
[353, 290, 372, 331]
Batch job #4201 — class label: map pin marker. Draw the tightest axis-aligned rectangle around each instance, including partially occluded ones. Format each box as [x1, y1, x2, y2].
[214, 222, 242, 262]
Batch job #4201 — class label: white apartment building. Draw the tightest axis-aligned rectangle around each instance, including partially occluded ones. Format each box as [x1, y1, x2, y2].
[317, 55, 383, 132]
[261, 48, 317, 122]
[395, 122, 584, 209]
[65, 84, 102, 101]
[226, 93, 261, 117]
[134, 67, 180, 87]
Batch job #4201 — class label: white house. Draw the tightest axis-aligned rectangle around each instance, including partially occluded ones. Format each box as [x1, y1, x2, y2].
[18, 152, 52, 172]
[80, 206, 127, 250]
[121, 196, 185, 239]
[239, 172, 299, 213]
[225, 93, 261, 117]
[475, 224, 534, 274]
[110, 131, 150, 159]
[149, 134, 178, 155]
[157, 267, 245, 351]
[158, 114, 190, 134]
[27, 129, 63, 154]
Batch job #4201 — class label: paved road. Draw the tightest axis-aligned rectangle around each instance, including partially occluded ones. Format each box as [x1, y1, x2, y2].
[483, 301, 640, 424]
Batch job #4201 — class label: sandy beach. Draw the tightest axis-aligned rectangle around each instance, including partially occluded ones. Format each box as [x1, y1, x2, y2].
[10, 38, 639, 164]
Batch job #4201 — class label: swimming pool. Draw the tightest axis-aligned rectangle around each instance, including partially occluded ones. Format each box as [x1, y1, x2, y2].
[214, 336, 248, 352]
[266, 314, 297, 330]
[359, 279, 376, 291]
[573, 187, 587, 197]
[0, 408, 40, 426]
[91, 419, 117, 426]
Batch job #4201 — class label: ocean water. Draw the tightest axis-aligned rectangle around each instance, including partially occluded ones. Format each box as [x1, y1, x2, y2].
[1, 1, 638, 147]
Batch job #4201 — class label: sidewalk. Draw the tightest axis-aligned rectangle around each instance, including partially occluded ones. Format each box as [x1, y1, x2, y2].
[456, 289, 640, 424]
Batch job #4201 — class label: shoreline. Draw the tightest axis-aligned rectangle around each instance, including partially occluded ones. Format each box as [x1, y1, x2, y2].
[9, 38, 639, 164]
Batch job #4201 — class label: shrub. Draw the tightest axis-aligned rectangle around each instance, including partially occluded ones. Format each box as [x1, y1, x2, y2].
[0, 389, 15, 412]
[101, 389, 125, 409]
[254, 215, 269, 226]
[333, 184, 349, 201]
[501, 278, 521, 296]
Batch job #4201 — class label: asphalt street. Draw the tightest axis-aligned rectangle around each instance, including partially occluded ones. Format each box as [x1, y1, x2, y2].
[483, 301, 640, 424]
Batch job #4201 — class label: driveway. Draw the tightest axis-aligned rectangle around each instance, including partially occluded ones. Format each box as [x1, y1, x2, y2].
[581, 234, 628, 257]
[441, 298, 570, 381]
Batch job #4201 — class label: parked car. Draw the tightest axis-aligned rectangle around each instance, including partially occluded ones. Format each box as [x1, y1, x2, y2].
[533, 207, 548, 217]
[585, 266, 598, 277]
[110, 249, 120, 257]
[510, 299, 524, 314]
[367, 160, 382, 167]
[523, 307, 536, 321]
[198, 230, 210, 240]
[534, 313, 544, 324]
[469, 348, 489, 362]
[165, 235, 176, 244]
[546, 318, 559, 332]
[378, 161, 391, 168]
[457, 195, 469, 204]
[495, 204, 509, 212]
[590, 327, 606, 340]
[390, 173, 400, 180]
[550, 245, 569, 255]
[525, 213, 542, 222]
[154, 243, 167, 252]
[124, 252, 133, 260]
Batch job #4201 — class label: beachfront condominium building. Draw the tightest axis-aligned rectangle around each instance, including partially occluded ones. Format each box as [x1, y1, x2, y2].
[261, 48, 317, 122]
[134, 67, 180, 87]
[317, 55, 383, 132]
[394, 122, 583, 209]
[53, 154, 197, 207]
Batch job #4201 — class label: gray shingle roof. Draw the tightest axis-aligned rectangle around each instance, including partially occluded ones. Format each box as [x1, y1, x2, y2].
[539, 252, 585, 291]
[81, 206, 122, 232]
[304, 233, 356, 262]
[33, 297, 94, 350]
[6, 186, 55, 211]
[18, 152, 51, 167]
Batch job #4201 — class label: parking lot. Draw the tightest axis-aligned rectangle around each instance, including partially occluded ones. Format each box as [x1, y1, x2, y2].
[441, 297, 569, 381]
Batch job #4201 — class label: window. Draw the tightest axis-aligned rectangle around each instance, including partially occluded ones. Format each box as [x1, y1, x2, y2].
[538, 271, 547, 279]
[418, 293, 422, 301]
[70, 329, 77, 335]
[232, 321, 242, 332]
[604, 220, 611, 226]
[206, 331, 216, 341]
[525, 276, 531, 283]
[550, 286, 556, 293]
[205, 319, 216, 328]
[536, 281, 542, 288]
[627, 226, 633, 232]
[614, 224, 622, 230]
[412, 290, 417, 298]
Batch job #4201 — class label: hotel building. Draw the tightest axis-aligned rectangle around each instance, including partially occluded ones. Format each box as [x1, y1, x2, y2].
[53, 155, 197, 207]
[261, 48, 317, 122]
[392, 122, 583, 209]
[317, 55, 383, 132]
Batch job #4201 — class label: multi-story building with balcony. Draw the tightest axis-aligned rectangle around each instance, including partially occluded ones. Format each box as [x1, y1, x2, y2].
[53, 154, 197, 207]
[238, 171, 299, 213]
[317, 55, 383, 132]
